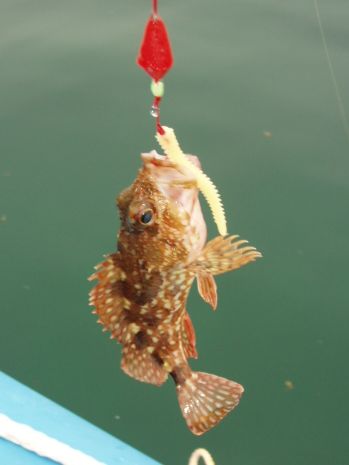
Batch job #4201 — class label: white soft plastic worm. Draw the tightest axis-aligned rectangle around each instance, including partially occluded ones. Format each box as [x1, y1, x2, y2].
[156, 126, 227, 236]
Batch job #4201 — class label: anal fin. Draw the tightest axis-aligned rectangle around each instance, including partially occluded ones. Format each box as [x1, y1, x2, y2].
[181, 312, 198, 359]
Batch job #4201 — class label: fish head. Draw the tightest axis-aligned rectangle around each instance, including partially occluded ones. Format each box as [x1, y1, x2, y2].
[117, 151, 207, 268]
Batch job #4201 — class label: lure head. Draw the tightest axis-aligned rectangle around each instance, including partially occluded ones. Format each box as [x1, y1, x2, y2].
[117, 151, 207, 269]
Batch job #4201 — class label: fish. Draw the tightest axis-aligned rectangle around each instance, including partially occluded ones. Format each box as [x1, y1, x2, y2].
[89, 150, 261, 435]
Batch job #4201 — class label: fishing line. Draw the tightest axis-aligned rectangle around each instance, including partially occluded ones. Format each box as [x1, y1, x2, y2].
[136, 0, 229, 235]
[313, 0, 349, 144]
[153, 0, 158, 16]
[137, 0, 173, 134]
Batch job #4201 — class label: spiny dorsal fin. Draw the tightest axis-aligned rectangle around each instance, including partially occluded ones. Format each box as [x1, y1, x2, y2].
[89, 253, 128, 342]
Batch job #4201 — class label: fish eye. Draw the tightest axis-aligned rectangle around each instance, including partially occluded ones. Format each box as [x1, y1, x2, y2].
[140, 209, 154, 225]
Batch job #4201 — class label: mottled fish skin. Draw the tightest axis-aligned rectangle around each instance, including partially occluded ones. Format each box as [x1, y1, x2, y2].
[89, 151, 261, 435]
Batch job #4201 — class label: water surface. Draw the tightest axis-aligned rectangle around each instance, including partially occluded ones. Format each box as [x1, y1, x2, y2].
[1, 1, 349, 464]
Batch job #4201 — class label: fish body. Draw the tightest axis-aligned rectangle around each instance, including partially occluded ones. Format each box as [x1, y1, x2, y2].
[89, 151, 261, 435]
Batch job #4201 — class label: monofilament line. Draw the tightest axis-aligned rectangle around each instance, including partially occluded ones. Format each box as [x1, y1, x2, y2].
[313, 0, 349, 144]
[152, 0, 158, 16]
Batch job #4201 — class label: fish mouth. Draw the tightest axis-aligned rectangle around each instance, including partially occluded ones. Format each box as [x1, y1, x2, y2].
[141, 151, 207, 257]
[141, 151, 201, 213]
[141, 150, 201, 171]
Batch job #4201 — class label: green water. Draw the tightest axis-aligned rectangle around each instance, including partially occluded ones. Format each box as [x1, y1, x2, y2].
[1, 1, 349, 464]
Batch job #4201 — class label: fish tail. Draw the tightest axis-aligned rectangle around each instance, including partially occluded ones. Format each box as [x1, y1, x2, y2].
[176, 371, 244, 435]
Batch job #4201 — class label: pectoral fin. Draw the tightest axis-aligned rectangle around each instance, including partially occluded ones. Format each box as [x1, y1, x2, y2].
[194, 235, 262, 276]
[196, 272, 217, 310]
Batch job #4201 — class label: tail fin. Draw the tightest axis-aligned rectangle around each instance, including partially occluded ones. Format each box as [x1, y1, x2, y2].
[176, 372, 244, 435]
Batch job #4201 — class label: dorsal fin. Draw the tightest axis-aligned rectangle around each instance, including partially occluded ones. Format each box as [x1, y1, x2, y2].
[121, 344, 168, 386]
[89, 253, 128, 342]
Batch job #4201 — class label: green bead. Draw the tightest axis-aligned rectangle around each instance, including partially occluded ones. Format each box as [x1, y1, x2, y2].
[151, 80, 164, 97]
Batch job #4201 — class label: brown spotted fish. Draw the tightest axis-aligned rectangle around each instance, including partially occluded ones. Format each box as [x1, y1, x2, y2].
[89, 151, 261, 435]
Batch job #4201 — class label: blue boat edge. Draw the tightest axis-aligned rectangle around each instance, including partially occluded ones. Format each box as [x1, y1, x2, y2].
[0, 370, 162, 465]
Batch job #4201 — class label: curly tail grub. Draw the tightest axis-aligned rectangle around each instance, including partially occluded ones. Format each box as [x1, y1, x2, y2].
[156, 126, 227, 236]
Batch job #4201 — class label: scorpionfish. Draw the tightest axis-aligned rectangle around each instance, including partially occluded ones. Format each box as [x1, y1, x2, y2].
[89, 151, 261, 435]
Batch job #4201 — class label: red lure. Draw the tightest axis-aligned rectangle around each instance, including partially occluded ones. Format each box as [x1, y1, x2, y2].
[137, 16, 173, 82]
[137, 2, 173, 133]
